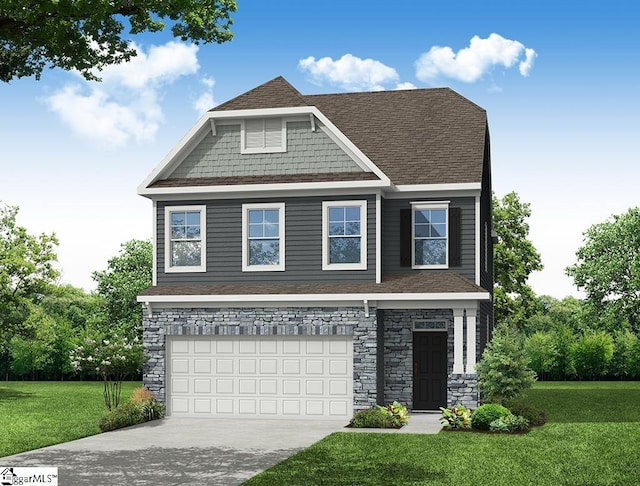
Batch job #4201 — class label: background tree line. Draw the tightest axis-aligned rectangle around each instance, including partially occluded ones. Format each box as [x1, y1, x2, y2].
[494, 194, 640, 381]
[0, 202, 151, 380]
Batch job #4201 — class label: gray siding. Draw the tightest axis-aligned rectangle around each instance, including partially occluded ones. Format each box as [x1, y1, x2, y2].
[382, 197, 476, 282]
[157, 195, 377, 285]
[169, 121, 363, 179]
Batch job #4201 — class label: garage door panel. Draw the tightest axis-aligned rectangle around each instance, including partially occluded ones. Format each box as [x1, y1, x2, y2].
[168, 336, 353, 418]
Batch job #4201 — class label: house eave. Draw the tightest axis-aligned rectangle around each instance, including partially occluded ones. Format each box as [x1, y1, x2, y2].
[138, 179, 391, 199]
[138, 291, 491, 308]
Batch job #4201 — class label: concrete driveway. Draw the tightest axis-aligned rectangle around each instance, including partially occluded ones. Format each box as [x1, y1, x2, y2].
[2, 417, 347, 485]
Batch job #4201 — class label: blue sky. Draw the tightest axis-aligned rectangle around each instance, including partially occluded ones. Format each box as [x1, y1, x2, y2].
[0, 0, 638, 297]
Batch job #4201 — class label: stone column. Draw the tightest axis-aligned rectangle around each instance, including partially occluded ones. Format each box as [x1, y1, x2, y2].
[452, 308, 464, 374]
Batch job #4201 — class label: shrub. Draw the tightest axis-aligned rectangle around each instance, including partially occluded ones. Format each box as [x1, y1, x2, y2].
[490, 414, 530, 433]
[98, 388, 165, 432]
[130, 386, 156, 404]
[524, 331, 558, 379]
[99, 402, 147, 432]
[378, 401, 410, 427]
[439, 404, 472, 429]
[508, 402, 547, 426]
[349, 408, 395, 428]
[476, 322, 536, 405]
[571, 330, 614, 379]
[471, 404, 512, 430]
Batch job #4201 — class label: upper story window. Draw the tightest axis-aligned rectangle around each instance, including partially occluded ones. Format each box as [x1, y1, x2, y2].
[412, 202, 449, 269]
[322, 200, 367, 271]
[164, 205, 206, 273]
[241, 118, 286, 154]
[242, 203, 285, 271]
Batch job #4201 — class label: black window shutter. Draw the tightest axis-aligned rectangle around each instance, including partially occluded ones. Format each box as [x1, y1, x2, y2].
[449, 207, 462, 267]
[399, 208, 411, 267]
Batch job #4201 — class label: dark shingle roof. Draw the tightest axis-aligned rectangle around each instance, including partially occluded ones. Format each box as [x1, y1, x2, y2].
[212, 76, 488, 185]
[139, 272, 488, 297]
[150, 172, 380, 188]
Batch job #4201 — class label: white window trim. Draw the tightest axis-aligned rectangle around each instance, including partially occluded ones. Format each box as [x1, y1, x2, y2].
[242, 202, 285, 272]
[411, 201, 449, 270]
[240, 118, 286, 154]
[322, 200, 367, 271]
[164, 205, 207, 273]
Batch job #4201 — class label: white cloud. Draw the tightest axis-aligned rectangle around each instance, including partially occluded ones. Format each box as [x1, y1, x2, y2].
[395, 82, 417, 90]
[415, 33, 537, 84]
[298, 53, 399, 91]
[45, 41, 200, 147]
[193, 76, 216, 113]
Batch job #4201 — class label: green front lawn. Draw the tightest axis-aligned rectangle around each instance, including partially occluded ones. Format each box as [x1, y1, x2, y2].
[245, 382, 640, 486]
[0, 381, 141, 458]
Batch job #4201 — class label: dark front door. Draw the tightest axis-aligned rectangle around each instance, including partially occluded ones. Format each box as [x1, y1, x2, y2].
[413, 332, 448, 410]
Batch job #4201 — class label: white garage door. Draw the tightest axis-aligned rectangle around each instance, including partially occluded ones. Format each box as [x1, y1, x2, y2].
[167, 335, 353, 419]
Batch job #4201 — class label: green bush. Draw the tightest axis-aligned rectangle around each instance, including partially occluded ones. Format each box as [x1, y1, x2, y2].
[490, 414, 530, 433]
[439, 404, 472, 429]
[571, 330, 614, 379]
[471, 404, 512, 430]
[98, 398, 165, 432]
[476, 322, 536, 404]
[378, 401, 410, 427]
[349, 408, 395, 428]
[508, 402, 547, 426]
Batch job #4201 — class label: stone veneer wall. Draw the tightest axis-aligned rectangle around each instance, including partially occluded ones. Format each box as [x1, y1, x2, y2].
[382, 309, 480, 410]
[142, 306, 378, 410]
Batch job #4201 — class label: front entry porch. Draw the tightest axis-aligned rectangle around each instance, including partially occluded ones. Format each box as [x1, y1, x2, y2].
[380, 305, 484, 410]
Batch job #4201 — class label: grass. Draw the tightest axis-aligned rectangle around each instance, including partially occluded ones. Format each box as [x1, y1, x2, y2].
[0, 381, 141, 458]
[245, 381, 640, 486]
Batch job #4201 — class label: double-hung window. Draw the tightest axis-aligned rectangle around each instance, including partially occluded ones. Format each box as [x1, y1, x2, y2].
[164, 205, 206, 272]
[241, 118, 286, 154]
[242, 203, 285, 271]
[412, 202, 448, 268]
[322, 201, 367, 270]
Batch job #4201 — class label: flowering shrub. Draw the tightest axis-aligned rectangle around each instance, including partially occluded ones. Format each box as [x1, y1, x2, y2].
[70, 334, 145, 410]
[439, 404, 472, 429]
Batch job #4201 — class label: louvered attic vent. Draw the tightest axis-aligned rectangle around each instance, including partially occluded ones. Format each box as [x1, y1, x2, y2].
[241, 118, 286, 154]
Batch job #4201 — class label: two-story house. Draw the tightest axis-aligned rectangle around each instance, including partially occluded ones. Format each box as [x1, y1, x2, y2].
[137, 76, 494, 420]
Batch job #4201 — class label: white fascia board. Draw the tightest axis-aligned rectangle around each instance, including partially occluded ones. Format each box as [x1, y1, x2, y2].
[138, 291, 491, 305]
[138, 113, 212, 194]
[385, 183, 481, 199]
[139, 179, 389, 198]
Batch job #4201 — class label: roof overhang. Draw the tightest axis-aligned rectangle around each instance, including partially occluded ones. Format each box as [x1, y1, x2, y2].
[137, 291, 491, 313]
[138, 106, 392, 198]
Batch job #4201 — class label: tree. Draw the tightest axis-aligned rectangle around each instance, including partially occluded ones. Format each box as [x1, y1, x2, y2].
[476, 321, 536, 405]
[566, 207, 640, 333]
[571, 330, 614, 380]
[493, 192, 543, 325]
[524, 331, 558, 380]
[0, 0, 237, 82]
[0, 202, 59, 345]
[70, 333, 144, 410]
[92, 239, 152, 338]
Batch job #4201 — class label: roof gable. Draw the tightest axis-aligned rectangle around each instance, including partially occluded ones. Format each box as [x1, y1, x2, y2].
[139, 76, 488, 194]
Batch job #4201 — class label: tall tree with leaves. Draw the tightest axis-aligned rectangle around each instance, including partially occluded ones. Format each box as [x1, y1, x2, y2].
[0, 202, 59, 346]
[567, 207, 640, 333]
[1, 0, 237, 82]
[93, 239, 152, 338]
[493, 192, 543, 325]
